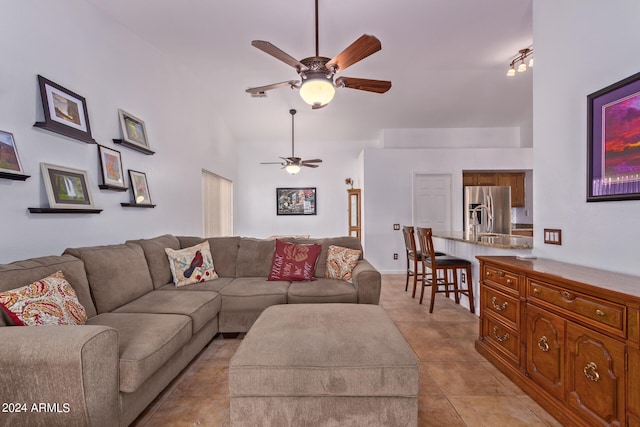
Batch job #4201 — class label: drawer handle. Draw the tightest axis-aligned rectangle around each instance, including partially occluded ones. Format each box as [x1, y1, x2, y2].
[595, 309, 605, 317]
[491, 297, 508, 311]
[506, 279, 513, 285]
[533, 288, 541, 295]
[492, 326, 510, 342]
[583, 362, 600, 382]
[497, 271, 505, 278]
[562, 291, 571, 298]
[486, 271, 492, 277]
[537, 336, 549, 352]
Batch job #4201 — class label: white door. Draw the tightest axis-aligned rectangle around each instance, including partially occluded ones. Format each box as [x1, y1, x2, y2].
[413, 173, 452, 231]
[202, 170, 233, 237]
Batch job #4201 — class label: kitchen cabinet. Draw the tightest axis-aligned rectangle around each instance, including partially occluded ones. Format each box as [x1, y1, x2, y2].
[476, 256, 640, 427]
[463, 172, 526, 207]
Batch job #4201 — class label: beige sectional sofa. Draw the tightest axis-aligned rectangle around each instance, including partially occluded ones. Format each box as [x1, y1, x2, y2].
[0, 234, 380, 427]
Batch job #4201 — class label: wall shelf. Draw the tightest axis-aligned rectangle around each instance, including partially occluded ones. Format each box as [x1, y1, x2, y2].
[113, 139, 155, 155]
[0, 172, 30, 181]
[28, 208, 102, 214]
[34, 122, 97, 144]
[99, 184, 128, 192]
[121, 203, 156, 208]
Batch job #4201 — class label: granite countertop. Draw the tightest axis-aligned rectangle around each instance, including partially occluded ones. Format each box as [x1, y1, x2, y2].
[431, 230, 533, 249]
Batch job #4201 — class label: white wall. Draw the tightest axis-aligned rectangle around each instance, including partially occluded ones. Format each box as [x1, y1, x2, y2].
[363, 146, 533, 273]
[234, 139, 374, 238]
[533, 1, 640, 275]
[0, 1, 236, 263]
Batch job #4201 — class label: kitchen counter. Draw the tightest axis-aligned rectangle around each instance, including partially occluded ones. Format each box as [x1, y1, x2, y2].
[432, 230, 533, 249]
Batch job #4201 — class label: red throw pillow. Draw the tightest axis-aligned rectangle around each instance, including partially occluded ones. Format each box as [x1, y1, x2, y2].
[268, 240, 322, 281]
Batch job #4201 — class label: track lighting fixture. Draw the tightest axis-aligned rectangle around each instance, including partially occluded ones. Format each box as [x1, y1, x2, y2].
[506, 47, 533, 77]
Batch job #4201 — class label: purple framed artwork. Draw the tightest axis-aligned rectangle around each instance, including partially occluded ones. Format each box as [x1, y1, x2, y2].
[588, 71, 640, 201]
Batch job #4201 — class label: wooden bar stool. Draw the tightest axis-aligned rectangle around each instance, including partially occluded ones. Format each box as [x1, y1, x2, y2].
[402, 226, 446, 298]
[416, 227, 475, 314]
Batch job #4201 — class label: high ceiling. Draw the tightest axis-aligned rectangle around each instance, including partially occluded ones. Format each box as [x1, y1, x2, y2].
[86, 0, 532, 145]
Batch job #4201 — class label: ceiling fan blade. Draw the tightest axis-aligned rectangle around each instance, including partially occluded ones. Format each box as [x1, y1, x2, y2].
[326, 34, 382, 73]
[311, 103, 328, 110]
[260, 161, 285, 165]
[251, 40, 309, 71]
[335, 77, 392, 93]
[246, 80, 300, 95]
[301, 159, 323, 164]
[301, 163, 320, 168]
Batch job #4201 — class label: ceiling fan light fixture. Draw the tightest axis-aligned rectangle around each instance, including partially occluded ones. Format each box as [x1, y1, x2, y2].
[299, 76, 335, 108]
[285, 164, 301, 175]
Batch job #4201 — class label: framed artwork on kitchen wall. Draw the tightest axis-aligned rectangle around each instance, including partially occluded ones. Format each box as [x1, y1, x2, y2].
[587, 70, 640, 201]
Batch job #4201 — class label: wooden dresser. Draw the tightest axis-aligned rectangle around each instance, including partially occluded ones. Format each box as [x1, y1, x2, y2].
[476, 256, 640, 427]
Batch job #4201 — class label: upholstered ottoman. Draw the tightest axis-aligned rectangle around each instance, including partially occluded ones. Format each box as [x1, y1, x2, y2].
[229, 304, 418, 427]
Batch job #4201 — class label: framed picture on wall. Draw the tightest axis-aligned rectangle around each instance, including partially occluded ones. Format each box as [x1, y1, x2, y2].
[34, 75, 96, 144]
[0, 130, 27, 179]
[97, 145, 127, 190]
[128, 169, 153, 205]
[40, 163, 96, 209]
[276, 187, 316, 215]
[587, 70, 640, 201]
[115, 109, 153, 154]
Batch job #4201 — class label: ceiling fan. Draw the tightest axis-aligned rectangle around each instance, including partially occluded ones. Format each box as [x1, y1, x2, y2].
[246, 0, 391, 109]
[260, 109, 322, 175]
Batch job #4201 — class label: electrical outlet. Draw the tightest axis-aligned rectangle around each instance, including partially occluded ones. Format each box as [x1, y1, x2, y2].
[461, 272, 466, 284]
[393, 224, 400, 230]
[393, 253, 398, 260]
[544, 228, 562, 245]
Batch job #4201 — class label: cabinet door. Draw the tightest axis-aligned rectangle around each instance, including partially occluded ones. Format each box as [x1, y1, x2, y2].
[476, 172, 498, 185]
[526, 304, 565, 400]
[497, 172, 526, 207]
[462, 173, 477, 186]
[566, 322, 625, 426]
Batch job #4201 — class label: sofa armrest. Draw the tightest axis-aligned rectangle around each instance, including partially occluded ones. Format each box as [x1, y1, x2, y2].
[0, 325, 119, 427]
[351, 259, 382, 304]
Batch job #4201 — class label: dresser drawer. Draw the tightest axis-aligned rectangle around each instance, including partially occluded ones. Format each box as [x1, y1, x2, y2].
[482, 285, 520, 329]
[482, 313, 520, 365]
[483, 265, 520, 294]
[527, 279, 625, 332]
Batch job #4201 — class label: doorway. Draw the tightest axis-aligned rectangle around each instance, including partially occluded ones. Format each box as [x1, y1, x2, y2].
[202, 169, 233, 237]
[412, 173, 452, 231]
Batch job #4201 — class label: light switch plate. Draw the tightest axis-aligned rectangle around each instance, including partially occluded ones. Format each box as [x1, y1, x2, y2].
[544, 228, 562, 245]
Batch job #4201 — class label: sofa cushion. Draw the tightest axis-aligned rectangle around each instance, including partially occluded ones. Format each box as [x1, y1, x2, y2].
[268, 240, 321, 282]
[219, 277, 289, 312]
[0, 271, 88, 326]
[291, 237, 363, 278]
[325, 245, 362, 283]
[0, 255, 97, 325]
[64, 244, 153, 313]
[165, 241, 218, 287]
[178, 236, 241, 278]
[127, 234, 181, 289]
[287, 278, 357, 304]
[236, 238, 277, 277]
[113, 289, 220, 334]
[87, 312, 191, 393]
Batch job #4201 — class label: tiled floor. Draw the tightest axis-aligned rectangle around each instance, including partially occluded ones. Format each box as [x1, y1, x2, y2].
[131, 274, 563, 426]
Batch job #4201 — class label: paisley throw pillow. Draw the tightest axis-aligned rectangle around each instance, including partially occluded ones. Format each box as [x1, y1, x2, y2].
[0, 271, 88, 326]
[325, 245, 362, 283]
[165, 241, 218, 287]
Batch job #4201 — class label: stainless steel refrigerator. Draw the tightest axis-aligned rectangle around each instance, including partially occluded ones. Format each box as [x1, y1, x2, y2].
[464, 186, 512, 235]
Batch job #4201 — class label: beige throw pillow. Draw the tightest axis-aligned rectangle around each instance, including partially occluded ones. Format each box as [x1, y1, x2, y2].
[165, 241, 218, 287]
[325, 245, 362, 283]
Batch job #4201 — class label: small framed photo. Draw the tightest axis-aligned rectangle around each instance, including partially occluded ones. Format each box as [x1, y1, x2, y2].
[588, 71, 640, 201]
[41, 163, 96, 209]
[34, 75, 96, 144]
[117, 109, 151, 153]
[276, 187, 316, 215]
[128, 170, 152, 205]
[0, 130, 26, 177]
[97, 145, 126, 190]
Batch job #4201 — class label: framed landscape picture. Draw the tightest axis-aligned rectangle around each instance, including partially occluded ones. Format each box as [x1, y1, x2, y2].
[128, 169, 152, 205]
[98, 145, 126, 190]
[588, 70, 640, 201]
[34, 75, 96, 144]
[41, 163, 96, 209]
[276, 187, 316, 215]
[117, 109, 151, 153]
[0, 130, 26, 177]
